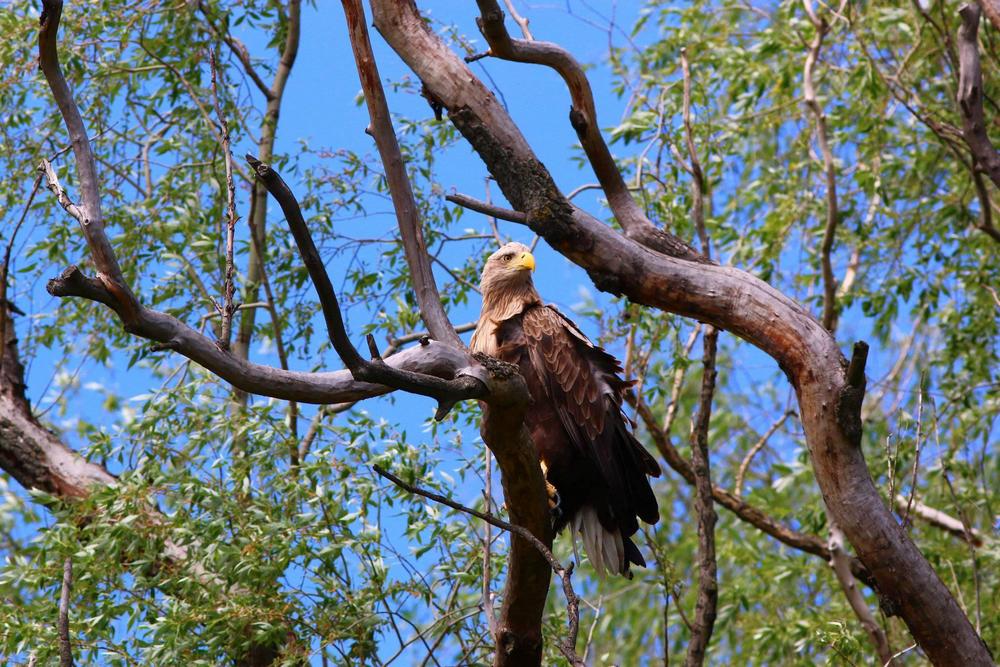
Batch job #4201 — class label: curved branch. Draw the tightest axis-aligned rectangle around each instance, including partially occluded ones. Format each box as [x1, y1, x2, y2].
[472, 0, 703, 261]
[246, 155, 484, 418]
[371, 3, 990, 662]
[38, 1, 135, 306]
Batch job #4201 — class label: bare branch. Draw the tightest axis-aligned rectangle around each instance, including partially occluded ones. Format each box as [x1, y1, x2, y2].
[802, 1, 842, 331]
[957, 4, 1000, 190]
[246, 155, 485, 418]
[472, 0, 703, 261]
[209, 51, 239, 349]
[684, 327, 719, 667]
[901, 382, 925, 527]
[38, 0, 134, 299]
[446, 193, 528, 224]
[502, 0, 533, 40]
[59, 557, 74, 667]
[734, 410, 794, 498]
[342, 0, 461, 347]
[893, 495, 985, 547]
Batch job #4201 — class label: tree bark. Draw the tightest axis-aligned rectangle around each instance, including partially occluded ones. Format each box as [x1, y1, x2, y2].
[370, 2, 992, 663]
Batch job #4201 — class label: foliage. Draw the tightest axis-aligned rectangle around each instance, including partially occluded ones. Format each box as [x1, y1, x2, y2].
[0, 0, 996, 665]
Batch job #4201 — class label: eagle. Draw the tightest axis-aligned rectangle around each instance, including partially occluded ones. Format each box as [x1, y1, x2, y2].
[471, 242, 661, 577]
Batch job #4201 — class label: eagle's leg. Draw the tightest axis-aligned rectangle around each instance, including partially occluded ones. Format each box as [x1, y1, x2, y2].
[539, 459, 562, 523]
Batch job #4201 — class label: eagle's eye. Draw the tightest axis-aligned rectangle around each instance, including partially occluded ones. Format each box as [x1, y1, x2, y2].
[502, 253, 513, 262]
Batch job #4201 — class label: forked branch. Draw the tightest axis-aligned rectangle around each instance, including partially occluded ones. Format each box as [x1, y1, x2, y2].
[246, 155, 485, 419]
[472, 0, 704, 261]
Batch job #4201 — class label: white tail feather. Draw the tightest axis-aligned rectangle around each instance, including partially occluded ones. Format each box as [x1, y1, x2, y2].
[573, 506, 625, 578]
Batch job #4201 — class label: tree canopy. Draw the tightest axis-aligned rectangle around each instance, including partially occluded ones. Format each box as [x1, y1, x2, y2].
[0, 1, 997, 665]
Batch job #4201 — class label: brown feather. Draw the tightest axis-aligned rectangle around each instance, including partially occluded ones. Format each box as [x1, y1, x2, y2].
[472, 243, 660, 576]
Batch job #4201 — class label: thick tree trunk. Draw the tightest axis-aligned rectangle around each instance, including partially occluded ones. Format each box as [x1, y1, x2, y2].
[371, 2, 992, 663]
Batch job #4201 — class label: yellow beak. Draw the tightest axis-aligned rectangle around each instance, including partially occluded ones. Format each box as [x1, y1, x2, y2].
[511, 251, 535, 272]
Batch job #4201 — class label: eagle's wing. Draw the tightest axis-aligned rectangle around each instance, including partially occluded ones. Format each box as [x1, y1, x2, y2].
[518, 305, 660, 526]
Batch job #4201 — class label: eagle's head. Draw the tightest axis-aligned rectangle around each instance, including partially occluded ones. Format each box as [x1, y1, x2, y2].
[480, 242, 536, 297]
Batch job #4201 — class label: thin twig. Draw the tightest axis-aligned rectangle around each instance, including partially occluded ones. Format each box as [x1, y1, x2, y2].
[932, 401, 983, 633]
[446, 193, 527, 224]
[501, 0, 533, 40]
[209, 50, 239, 349]
[734, 410, 795, 498]
[197, 0, 274, 100]
[0, 172, 43, 368]
[482, 446, 497, 641]
[901, 378, 924, 527]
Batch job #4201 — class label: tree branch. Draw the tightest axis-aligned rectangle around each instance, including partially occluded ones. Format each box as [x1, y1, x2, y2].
[233, 0, 301, 367]
[827, 525, 894, 665]
[802, 0, 843, 331]
[38, 0, 137, 310]
[246, 155, 485, 419]
[629, 398, 873, 586]
[446, 193, 528, 224]
[684, 327, 719, 667]
[679, 50, 718, 667]
[367, 13, 994, 659]
[734, 410, 794, 498]
[957, 3, 1000, 190]
[342, 0, 461, 347]
[894, 494, 985, 547]
[197, 1, 275, 100]
[58, 557, 74, 667]
[471, 0, 704, 261]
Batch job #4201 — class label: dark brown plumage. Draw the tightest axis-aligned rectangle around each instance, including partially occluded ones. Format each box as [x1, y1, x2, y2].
[471, 242, 661, 577]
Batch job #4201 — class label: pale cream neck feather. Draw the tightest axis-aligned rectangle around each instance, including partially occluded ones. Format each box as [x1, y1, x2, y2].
[470, 283, 541, 357]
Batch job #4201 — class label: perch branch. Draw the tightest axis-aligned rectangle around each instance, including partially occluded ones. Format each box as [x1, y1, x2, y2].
[246, 155, 486, 419]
